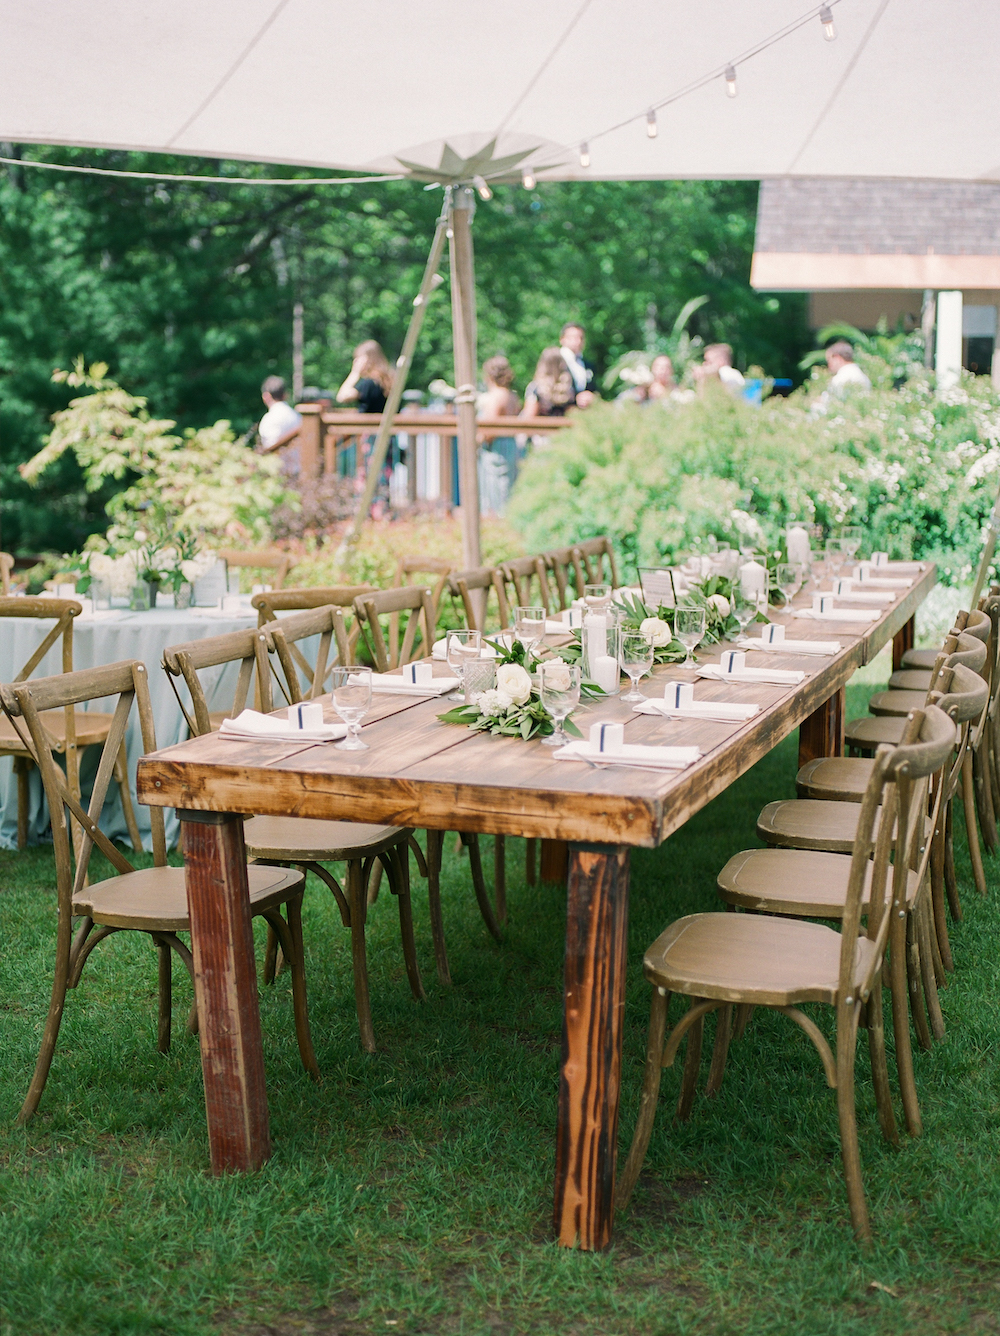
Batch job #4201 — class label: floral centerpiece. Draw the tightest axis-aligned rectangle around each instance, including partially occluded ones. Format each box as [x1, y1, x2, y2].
[438, 639, 584, 742]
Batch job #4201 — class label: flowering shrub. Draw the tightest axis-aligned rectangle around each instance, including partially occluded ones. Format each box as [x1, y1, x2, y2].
[508, 371, 1000, 587]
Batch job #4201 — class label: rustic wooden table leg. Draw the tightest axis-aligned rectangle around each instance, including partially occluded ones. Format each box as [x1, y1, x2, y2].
[181, 810, 271, 1174]
[540, 838, 569, 884]
[554, 843, 630, 1250]
[893, 614, 916, 671]
[798, 686, 845, 768]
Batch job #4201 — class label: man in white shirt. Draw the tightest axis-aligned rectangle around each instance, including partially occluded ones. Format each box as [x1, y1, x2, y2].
[258, 376, 302, 451]
[693, 343, 745, 398]
[559, 323, 596, 409]
[825, 340, 872, 395]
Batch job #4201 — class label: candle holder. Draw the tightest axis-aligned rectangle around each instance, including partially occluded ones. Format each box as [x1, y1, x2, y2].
[463, 656, 496, 703]
[582, 619, 621, 696]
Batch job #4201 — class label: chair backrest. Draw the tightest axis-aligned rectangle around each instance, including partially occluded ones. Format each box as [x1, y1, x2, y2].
[392, 558, 454, 663]
[448, 565, 508, 632]
[945, 632, 988, 675]
[262, 606, 350, 703]
[931, 662, 989, 800]
[498, 555, 554, 618]
[0, 553, 13, 594]
[0, 661, 166, 918]
[162, 627, 273, 737]
[542, 547, 580, 610]
[0, 595, 81, 681]
[254, 586, 370, 679]
[954, 607, 990, 643]
[353, 585, 435, 672]
[217, 548, 296, 590]
[571, 537, 620, 592]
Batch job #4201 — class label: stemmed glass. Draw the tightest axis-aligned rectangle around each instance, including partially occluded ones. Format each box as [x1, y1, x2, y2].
[539, 661, 582, 747]
[446, 629, 482, 701]
[825, 541, 846, 582]
[514, 605, 546, 656]
[331, 665, 371, 751]
[776, 562, 801, 607]
[620, 631, 655, 701]
[840, 525, 863, 562]
[674, 606, 707, 671]
[583, 584, 611, 613]
[731, 586, 756, 640]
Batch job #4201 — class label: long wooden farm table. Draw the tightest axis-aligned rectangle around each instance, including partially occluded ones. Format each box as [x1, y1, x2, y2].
[136, 565, 936, 1251]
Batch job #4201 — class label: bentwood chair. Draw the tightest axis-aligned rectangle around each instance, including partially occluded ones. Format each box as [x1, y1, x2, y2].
[448, 566, 510, 634]
[900, 607, 990, 672]
[497, 556, 555, 619]
[572, 536, 621, 592]
[391, 558, 454, 662]
[0, 552, 14, 594]
[254, 585, 372, 689]
[162, 622, 425, 1053]
[218, 547, 296, 591]
[0, 596, 142, 851]
[352, 586, 504, 984]
[617, 705, 956, 1242]
[542, 547, 582, 610]
[1, 659, 316, 1122]
[262, 606, 351, 705]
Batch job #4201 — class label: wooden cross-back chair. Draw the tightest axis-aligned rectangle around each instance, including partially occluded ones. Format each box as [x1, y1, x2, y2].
[262, 606, 351, 705]
[0, 596, 141, 851]
[162, 626, 274, 737]
[0, 552, 14, 594]
[353, 585, 436, 671]
[497, 556, 555, 620]
[448, 566, 509, 634]
[572, 536, 621, 592]
[0, 658, 316, 1123]
[254, 585, 371, 688]
[217, 548, 296, 591]
[162, 624, 427, 1052]
[542, 547, 583, 610]
[617, 704, 956, 1243]
[391, 558, 454, 666]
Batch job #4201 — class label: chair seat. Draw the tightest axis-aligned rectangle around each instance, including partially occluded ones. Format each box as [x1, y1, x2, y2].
[243, 815, 409, 862]
[797, 756, 874, 801]
[868, 689, 926, 717]
[717, 846, 919, 916]
[757, 797, 880, 853]
[0, 709, 116, 756]
[887, 668, 933, 691]
[74, 863, 304, 932]
[900, 647, 941, 670]
[844, 715, 907, 750]
[643, 912, 879, 1007]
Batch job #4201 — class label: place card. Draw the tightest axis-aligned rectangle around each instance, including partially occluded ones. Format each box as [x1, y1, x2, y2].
[402, 661, 434, 685]
[559, 606, 584, 628]
[813, 594, 835, 614]
[289, 702, 324, 729]
[832, 578, 853, 595]
[762, 623, 785, 644]
[720, 649, 746, 675]
[872, 551, 889, 567]
[665, 681, 695, 708]
[589, 721, 624, 753]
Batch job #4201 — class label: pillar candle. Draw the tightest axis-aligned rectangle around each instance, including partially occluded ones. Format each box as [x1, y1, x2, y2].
[740, 560, 767, 596]
[786, 525, 811, 565]
[592, 655, 620, 694]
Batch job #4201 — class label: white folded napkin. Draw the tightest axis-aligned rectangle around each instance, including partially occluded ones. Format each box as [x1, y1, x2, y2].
[736, 635, 840, 656]
[793, 607, 880, 623]
[545, 618, 576, 633]
[697, 664, 805, 686]
[819, 589, 895, 604]
[219, 708, 347, 742]
[553, 740, 701, 770]
[633, 698, 760, 722]
[856, 577, 913, 589]
[362, 672, 461, 696]
[431, 638, 500, 661]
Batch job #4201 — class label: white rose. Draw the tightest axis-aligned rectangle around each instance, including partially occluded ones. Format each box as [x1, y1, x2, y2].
[495, 662, 532, 706]
[542, 662, 572, 692]
[639, 616, 672, 648]
[707, 594, 730, 618]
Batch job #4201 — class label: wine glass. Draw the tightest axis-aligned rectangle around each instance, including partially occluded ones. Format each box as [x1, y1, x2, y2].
[674, 606, 707, 671]
[731, 586, 756, 640]
[620, 630, 655, 701]
[514, 605, 546, 656]
[331, 665, 371, 751]
[776, 562, 801, 607]
[446, 629, 482, 701]
[539, 661, 582, 747]
[825, 541, 846, 582]
[583, 584, 611, 613]
[840, 525, 863, 562]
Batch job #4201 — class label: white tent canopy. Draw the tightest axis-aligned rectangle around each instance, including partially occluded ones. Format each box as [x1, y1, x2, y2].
[1, 0, 998, 184]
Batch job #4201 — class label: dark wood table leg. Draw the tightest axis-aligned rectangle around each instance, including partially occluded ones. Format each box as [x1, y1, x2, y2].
[798, 687, 845, 768]
[181, 810, 271, 1174]
[540, 838, 569, 884]
[554, 843, 630, 1250]
[893, 614, 916, 671]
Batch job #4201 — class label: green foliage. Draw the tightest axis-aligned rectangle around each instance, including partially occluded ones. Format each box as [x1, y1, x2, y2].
[800, 318, 927, 387]
[509, 371, 1000, 587]
[602, 294, 710, 390]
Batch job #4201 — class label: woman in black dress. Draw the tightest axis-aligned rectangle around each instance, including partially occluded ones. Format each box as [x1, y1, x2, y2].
[336, 339, 394, 483]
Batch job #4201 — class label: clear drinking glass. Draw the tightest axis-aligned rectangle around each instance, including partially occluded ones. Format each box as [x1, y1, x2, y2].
[840, 525, 863, 561]
[620, 630, 655, 701]
[776, 562, 801, 606]
[539, 661, 582, 747]
[446, 629, 482, 701]
[583, 583, 611, 613]
[825, 541, 846, 580]
[331, 666, 371, 751]
[731, 586, 756, 639]
[674, 606, 707, 671]
[514, 605, 546, 655]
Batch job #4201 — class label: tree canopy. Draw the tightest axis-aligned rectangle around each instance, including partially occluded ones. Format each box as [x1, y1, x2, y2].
[0, 146, 808, 555]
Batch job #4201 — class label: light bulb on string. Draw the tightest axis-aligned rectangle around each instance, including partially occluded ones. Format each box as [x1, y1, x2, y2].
[473, 174, 492, 201]
[521, 167, 536, 190]
[646, 109, 658, 139]
[819, 5, 836, 39]
[724, 65, 738, 97]
[579, 142, 590, 168]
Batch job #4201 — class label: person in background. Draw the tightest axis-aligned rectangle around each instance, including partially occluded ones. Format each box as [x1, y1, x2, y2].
[693, 343, 745, 398]
[647, 354, 677, 400]
[478, 354, 522, 501]
[559, 322, 596, 408]
[521, 347, 576, 418]
[336, 339, 393, 413]
[825, 339, 872, 395]
[258, 375, 302, 452]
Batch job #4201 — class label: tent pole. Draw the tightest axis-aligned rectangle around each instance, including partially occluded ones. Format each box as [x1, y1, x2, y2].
[336, 198, 450, 563]
[449, 186, 482, 572]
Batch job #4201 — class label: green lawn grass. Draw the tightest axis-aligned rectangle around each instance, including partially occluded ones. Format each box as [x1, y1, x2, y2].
[2, 676, 1000, 1336]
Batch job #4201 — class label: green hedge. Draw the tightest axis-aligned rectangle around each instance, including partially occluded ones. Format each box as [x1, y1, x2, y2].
[508, 374, 1000, 586]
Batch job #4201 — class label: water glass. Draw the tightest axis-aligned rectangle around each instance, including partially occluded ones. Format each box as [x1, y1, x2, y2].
[539, 661, 581, 747]
[731, 586, 756, 638]
[840, 525, 863, 560]
[584, 583, 611, 613]
[514, 605, 546, 655]
[463, 655, 496, 703]
[620, 630, 655, 701]
[331, 666, 371, 751]
[776, 562, 801, 606]
[825, 541, 846, 580]
[446, 629, 482, 701]
[674, 606, 707, 671]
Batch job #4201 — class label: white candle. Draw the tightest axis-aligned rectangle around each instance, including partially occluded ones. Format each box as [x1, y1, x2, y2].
[584, 612, 607, 662]
[787, 526, 810, 565]
[740, 560, 767, 597]
[593, 655, 620, 694]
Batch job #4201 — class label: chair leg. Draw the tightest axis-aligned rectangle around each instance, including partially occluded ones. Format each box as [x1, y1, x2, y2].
[284, 897, 319, 1079]
[156, 937, 172, 1053]
[115, 743, 144, 854]
[347, 859, 376, 1053]
[424, 829, 451, 986]
[930, 824, 954, 972]
[889, 915, 922, 1137]
[14, 755, 30, 851]
[676, 1003, 705, 1122]
[962, 753, 988, 896]
[616, 987, 670, 1212]
[19, 911, 73, 1123]
[705, 1004, 733, 1098]
[367, 858, 384, 906]
[905, 910, 933, 1053]
[525, 838, 537, 886]
[915, 901, 946, 1043]
[493, 834, 507, 925]
[263, 924, 280, 985]
[384, 843, 425, 1003]
[462, 833, 503, 942]
[836, 1016, 871, 1244]
[974, 746, 998, 855]
[944, 801, 962, 920]
[733, 1004, 755, 1040]
[865, 983, 898, 1147]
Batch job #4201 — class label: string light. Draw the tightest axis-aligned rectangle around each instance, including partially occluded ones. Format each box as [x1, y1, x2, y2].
[473, 174, 493, 200]
[579, 142, 591, 168]
[646, 109, 658, 139]
[521, 167, 536, 190]
[724, 64, 738, 97]
[819, 5, 836, 39]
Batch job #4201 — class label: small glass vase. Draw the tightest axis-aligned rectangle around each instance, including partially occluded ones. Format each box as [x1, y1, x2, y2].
[463, 656, 496, 704]
[129, 583, 152, 612]
[174, 582, 193, 609]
